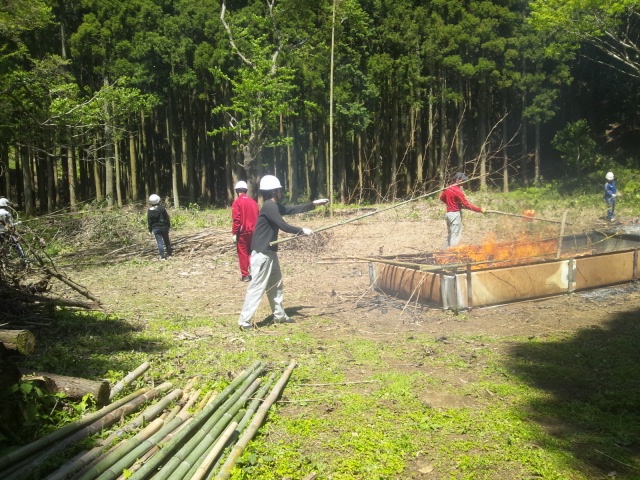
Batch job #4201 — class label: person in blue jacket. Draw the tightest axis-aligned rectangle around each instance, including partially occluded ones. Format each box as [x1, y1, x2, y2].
[604, 172, 620, 222]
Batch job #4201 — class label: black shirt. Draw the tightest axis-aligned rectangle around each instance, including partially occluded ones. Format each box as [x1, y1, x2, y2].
[147, 205, 171, 232]
[251, 200, 315, 253]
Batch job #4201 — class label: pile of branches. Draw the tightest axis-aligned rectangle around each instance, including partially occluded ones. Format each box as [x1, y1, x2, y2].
[55, 227, 235, 265]
[0, 360, 297, 480]
[0, 224, 99, 325]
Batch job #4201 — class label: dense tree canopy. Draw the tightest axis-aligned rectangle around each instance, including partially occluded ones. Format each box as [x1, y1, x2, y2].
[0, 0, 637, 214]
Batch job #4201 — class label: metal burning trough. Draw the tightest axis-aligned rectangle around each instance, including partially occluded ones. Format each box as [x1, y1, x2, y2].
[369, 231, 640, 310]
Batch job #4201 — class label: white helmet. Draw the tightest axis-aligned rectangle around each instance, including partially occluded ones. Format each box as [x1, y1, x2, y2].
[259, 175, 282, 191]
[149, 194, 161, 205]
[234, 181, 248, 190]
[605, 172, 614, 181]
[0, 197, 9, 207]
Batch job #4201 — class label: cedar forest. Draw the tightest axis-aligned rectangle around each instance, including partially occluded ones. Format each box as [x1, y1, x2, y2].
[1, 0, 639, 213]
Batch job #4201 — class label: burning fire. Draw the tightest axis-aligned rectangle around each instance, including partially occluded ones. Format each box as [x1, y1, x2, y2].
[436, 232, 558, 269]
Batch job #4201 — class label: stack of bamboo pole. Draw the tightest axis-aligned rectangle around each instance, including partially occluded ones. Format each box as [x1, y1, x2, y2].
[0, 359, 297, 480]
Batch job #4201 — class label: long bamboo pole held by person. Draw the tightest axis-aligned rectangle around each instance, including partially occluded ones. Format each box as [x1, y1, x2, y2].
[485, 210, 570, 225]
[270, 185, 452, 247]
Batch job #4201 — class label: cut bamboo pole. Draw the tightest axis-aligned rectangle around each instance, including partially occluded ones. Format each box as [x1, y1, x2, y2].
[93, 362, 262, 480]
[44, 385, 174, 480]
[46, 418, 165, 480]
[269, 185, 454, 246]
[121, 417, 195, 478]
[173, 380, 262, 480]
[109, 362, 150, 400]
[5, 386, 165, 480]
[190, 420, 239, 480]
[485, 209, 570, 224]
[135, 374, 263, 480]
[195, 390, 214, 412]
[0, 388, 147, 473]
[203, 373, 277, 479]
[215, 359, 297, 480]
[556, 210, 568, 259]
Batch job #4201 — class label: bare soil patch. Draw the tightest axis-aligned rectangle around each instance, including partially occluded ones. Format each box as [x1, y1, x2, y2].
[63, 202, 640, 345]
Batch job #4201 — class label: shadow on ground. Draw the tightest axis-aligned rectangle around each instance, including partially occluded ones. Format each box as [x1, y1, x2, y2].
[16, 309, 169, 379]
[508, 308, 640, 478]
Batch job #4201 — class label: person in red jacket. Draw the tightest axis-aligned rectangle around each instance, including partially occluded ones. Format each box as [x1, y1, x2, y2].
[439, 173, 485, 247]
[231, 181, 259, 281]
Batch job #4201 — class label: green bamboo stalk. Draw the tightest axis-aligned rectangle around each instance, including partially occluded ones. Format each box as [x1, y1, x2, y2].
[91, 362, 262, 480]
[123, 417, 195, 477]
[132, 371, 263, 480]
[62, 418, 165, 480]
[0, 388, 148, 474]
[109, 362, 150, 400]
[103, 385, 178, 445]
[171, 379, 262, 480]
[216, 360, 297, 480]
[190, 418, 240, 480]
[205, 374, 276, 480]
[5, 386, 166, 480]
[44, 386, 179, 480]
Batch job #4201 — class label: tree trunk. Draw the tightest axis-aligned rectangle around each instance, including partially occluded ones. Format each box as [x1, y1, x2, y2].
[93, 135, 103, 202]
[115, 140, 123, 207]
[478, 83, 488, 190]
[0, 330, 36, 355]
[534, 122, 541, 186]
[1, 141, 10, 198]
[129, 133, 138, 203]
[181, 104, 195, 204]
[521, 91, 529, 186]
[19, 369, 110, 406]
[21, 146, 35, 216]
[286, 116, 298, 202]
[166, 98, 180, 208]
[68, 147, 77, 211]
[502, 96, 509, 193]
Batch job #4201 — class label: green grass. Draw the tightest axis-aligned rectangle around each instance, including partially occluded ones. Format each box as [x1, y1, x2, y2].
[7, 184, 640, 479]
[13, 305, 640, 479]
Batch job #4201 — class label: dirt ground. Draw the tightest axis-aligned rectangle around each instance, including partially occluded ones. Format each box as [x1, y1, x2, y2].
[66, 201, 640, 342]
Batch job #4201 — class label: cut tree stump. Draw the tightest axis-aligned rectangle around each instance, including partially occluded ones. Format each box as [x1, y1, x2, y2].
[19, 369, 110, 405]
[0, 329, 36, 355]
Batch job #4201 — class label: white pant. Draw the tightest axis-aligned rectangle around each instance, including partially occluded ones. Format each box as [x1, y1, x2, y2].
[445, 211, 463, 247]
[238, 251, 288, 325]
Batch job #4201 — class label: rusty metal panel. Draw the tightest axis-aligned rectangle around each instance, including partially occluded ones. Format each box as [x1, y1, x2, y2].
[375, 265, 443, 305]
[574, 251, 635, 290]
[469, 261, 569, 307]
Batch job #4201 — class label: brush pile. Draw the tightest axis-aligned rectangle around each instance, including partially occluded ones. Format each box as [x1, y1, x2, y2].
[0, 222, 99, 325]
[0, 360, 296, 480]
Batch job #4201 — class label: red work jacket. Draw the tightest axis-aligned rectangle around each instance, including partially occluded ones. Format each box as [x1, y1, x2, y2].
[231, 194, 259, 235]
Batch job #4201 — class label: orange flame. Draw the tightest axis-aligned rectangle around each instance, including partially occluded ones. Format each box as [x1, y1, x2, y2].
[436, 232, 557, 269]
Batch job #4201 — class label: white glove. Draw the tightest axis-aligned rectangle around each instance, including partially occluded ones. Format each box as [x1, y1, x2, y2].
[313, 198, 329, 206]
[611, 194, 617, 198]
[232, 234, 237, 243]
[302, 227, 313, 236]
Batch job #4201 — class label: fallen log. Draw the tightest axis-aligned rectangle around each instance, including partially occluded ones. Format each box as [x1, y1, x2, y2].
[0, 329, 36, 355]
[20, 369, 110, 406]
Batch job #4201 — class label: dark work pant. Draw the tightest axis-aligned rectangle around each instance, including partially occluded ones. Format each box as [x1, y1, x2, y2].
[152, 227, 172, 258]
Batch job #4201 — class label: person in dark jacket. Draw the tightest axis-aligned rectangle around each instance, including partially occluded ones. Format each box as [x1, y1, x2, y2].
[147, 194, 172, 260]
[231, 180, 259, 281]
[237, 175, 328, 330]
[439, 173, 485, 247]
